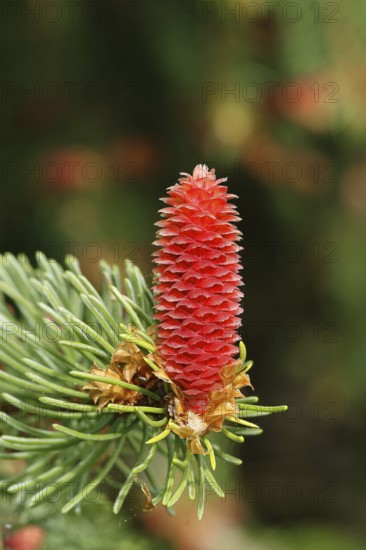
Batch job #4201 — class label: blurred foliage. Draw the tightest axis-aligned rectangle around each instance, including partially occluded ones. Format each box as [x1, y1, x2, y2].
[1, 0, 366, 547]
[0, 489, 169, 550]
[254, 524, 366, 550]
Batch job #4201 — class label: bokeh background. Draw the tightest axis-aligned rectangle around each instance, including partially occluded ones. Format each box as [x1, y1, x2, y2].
[1, 0, 366, 548]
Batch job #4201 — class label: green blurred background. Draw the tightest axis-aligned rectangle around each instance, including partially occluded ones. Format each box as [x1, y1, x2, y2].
[1, 0, 366, 548]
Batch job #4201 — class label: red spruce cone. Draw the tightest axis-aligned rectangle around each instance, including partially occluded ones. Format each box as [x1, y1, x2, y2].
[153, 165, 243, 414]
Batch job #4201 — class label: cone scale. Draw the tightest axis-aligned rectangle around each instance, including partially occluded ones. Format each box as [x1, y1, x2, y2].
[153, 165, 244, 414]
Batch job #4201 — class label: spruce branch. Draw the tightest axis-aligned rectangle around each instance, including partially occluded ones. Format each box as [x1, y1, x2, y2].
[0, 166, 288, 519]
[0, 252, 286, 519]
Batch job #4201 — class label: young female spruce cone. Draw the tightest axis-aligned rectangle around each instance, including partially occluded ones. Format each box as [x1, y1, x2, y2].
[153, 165, 244, 415]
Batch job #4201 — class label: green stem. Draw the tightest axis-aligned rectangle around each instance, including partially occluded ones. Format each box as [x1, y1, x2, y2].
[196, 455, 205, 520]
[107, 403, 165, 414]
[52, 424, 125, 442]
[167, 449, 191, 507]
[135, 409, 168, 428]
[25, 372, 88, 400]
